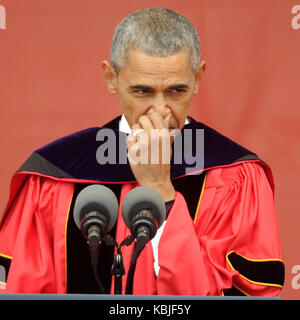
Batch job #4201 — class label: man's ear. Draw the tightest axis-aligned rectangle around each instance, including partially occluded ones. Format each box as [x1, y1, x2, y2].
[193, 60, 206, 95]
[102, 60, 118, 94]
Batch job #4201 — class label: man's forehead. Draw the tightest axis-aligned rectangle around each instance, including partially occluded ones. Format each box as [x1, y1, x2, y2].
[122, 48, 193, 73]
[118, 49, 195, 85]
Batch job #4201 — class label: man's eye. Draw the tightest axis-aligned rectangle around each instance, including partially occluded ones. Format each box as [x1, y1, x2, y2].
[173, 89, 184, 92]
[169, 88, 186, 95]
[136, 90, 148, 94]
[133, 89, 151, 95]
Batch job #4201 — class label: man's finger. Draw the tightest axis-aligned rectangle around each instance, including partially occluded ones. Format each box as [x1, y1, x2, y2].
[138, 115, 155, 132]
[131, 123, 142, 132]
[148, 112, 170, 130]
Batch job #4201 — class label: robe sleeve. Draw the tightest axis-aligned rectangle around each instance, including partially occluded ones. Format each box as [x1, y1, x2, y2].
[0, 174, 74, 293]
[156, 161, 284, 296]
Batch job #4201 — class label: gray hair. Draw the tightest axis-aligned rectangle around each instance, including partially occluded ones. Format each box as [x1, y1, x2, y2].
[110, 7, 201, 72]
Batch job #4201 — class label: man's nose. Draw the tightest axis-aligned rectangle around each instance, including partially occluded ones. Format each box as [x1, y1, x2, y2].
[150, 94, 170, 117]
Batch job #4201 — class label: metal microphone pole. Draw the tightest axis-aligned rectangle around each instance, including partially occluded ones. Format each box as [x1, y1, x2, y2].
[105, 234, 134, 295]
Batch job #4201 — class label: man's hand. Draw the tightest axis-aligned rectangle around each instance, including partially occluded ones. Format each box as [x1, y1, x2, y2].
[126, 111, 176, 202]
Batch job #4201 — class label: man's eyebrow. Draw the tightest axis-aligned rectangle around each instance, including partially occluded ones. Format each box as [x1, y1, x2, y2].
[168, 84, 189, 90]
[129, 84, 189, 91]
[129, 85, 153, 91]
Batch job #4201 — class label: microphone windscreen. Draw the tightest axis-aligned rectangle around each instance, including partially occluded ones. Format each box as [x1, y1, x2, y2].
[73, 184, 118, 232]
[122, 186, 166, 229]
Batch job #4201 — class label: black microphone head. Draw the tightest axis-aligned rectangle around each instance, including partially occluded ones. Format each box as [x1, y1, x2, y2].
[73, 184, 118, 232]
[121, 186, 166, 230]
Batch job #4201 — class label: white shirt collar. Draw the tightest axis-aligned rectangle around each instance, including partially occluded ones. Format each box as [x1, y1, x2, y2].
[119, 114, 132, 134]
[119, 114, 189, 134]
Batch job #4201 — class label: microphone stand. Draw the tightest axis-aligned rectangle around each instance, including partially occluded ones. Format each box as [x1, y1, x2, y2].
[104, 234, 134, 295]
[111, 250, 124, 294]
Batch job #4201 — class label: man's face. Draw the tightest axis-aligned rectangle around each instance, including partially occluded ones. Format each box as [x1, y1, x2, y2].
[103, 48, 205, 130]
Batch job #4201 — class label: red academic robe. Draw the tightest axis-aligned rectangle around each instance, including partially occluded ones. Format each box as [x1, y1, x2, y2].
[0, 118, 284, 295]
[117, 161, 284, 296]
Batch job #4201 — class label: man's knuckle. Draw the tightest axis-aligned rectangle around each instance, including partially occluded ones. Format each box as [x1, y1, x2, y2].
[139, 115, 148, 122]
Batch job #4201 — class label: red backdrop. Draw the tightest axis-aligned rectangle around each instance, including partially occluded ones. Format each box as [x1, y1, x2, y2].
[0, 0, 299, 299]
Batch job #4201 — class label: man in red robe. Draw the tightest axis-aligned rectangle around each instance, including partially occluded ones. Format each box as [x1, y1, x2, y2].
[0, 7, 284, 295]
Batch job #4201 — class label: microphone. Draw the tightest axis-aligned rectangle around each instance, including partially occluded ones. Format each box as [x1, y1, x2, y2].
[121, 186, 166, 294]
[73, 184, 118, 242]
[122, 186, 166, 244]
[73, 184, 119, 293]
